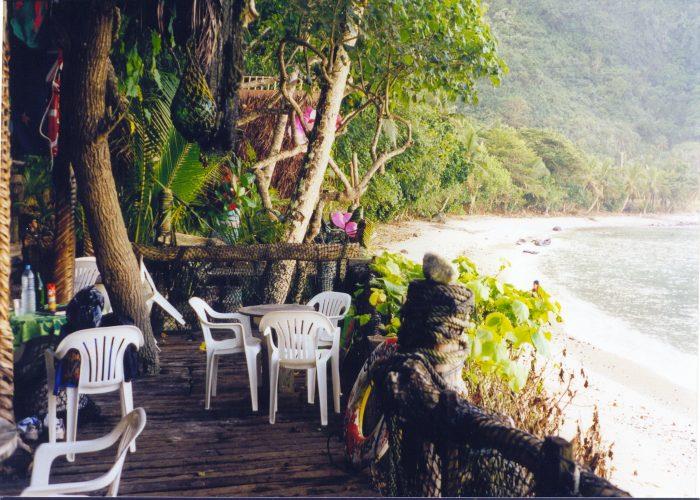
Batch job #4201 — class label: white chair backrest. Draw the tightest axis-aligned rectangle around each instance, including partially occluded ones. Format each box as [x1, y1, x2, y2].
[22, 408, 146, 497]
[308, 291, 352, 320]
[188, 297, 249, 349]
[139, 257, 157, 295]
[74, 256, 101, 294]
[55, 326, 144, 389]
[259, 311, 334, 363]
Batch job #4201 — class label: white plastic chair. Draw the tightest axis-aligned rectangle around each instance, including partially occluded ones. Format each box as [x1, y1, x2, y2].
[74, 257, 101, 294]
[140, 258, 185, 326]
[307, 291, 352, 328]
[307, 291, 350, 409]
[260, 311, 339, 426]
[21, 408, 146, 497]
[189, 297, 262, 411]
[45, 326, 144, 462]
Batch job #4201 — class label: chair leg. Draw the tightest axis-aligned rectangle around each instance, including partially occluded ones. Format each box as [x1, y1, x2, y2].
[331, 352, 341, 413]
[65, 388, 80, 462]
[245, 349, 259, 412]
[108, 475, 121, 497]
[307, 369, 316, 404]
[205, 352, 213, 410]
[257, 352, 263, 387]
[269, 360, 279, 424]
[47, 392, 56, 443]
[120, 382, 136, 452]
[212, 356, 220, 397]
[315, 361, 328, 426]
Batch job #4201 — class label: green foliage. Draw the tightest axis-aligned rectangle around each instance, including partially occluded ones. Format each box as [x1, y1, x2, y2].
[356, 0, 507, 105]
[354, 252, 561, 390]
[454, 256, 561, 391]
[355, 252, 424, 335]
[355, 102, 698, 217]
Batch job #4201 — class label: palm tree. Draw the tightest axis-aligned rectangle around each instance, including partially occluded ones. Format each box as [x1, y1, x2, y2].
[119, 74, 224, 244]
[1, 7, 17, 451]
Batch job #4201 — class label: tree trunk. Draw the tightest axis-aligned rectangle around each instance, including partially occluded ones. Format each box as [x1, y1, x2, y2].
[0, 9, 15, 427]
[206, 0, 245, 153]
[59, 1, 159, 373]
[263, 47, 351, 303]
[285, 47, 351, 243]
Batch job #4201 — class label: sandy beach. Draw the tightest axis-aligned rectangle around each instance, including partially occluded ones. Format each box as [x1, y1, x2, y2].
[373, 214, 699, 497]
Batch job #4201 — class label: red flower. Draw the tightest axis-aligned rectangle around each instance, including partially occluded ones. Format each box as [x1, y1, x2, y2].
[228, 202, 238, 211]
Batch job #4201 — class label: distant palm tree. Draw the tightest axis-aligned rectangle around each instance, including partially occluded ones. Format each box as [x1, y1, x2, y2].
[619, 163, 643, 212]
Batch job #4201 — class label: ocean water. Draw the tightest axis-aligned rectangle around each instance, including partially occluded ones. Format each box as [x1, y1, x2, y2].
[538, 225, 699, 389]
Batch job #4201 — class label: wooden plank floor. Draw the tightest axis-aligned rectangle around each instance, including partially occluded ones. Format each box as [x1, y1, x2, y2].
[1, 335, 375, 496]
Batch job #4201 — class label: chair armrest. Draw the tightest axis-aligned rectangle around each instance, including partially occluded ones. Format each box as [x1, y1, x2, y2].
[202, 320, 244, 332]
[29, 430, 123, 487]
[206, 310, 243, 320]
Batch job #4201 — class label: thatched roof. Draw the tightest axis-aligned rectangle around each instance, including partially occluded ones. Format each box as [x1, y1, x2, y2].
[237, 88, 316, 198]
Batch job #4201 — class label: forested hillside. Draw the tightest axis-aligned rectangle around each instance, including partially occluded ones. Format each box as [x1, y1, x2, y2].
[473, 0, 699, 159]
[350, 0, 699, 220]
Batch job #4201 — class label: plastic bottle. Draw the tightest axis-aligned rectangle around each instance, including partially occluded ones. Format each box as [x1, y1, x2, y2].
[21, 265, 36, 314]
[47, 283, 57, 313]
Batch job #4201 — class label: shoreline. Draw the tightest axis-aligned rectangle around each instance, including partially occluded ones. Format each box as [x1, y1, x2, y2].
[372, 213, 698, 497]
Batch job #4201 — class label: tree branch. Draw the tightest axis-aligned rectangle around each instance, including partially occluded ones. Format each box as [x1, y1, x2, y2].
[328, 157, 354, 197]
[358, 114, 413, 194]
[277, 39, 312, 134]
[251, 143, 308, 171]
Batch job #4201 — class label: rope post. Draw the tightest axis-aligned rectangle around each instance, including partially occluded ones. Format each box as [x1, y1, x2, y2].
[537, 436, 580, 496]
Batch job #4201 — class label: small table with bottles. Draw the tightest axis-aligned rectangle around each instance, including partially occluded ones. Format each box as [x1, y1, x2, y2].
[10, 311, 66, 350]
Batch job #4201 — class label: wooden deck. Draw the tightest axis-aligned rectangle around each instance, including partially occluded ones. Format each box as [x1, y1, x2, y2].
[1, 335, 375, 496]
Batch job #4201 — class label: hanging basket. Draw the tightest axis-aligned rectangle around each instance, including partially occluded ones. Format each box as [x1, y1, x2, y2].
[171, 43, 217, 144]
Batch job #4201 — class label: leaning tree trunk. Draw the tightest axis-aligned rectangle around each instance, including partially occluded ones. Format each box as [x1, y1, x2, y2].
[0, 8, 15, 428]
[59, 1, 159, 373]
[263, 46, 352, 303]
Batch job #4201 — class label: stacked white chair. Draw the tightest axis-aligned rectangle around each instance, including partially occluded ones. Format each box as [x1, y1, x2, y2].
[73, 257, 101, 294]
[21, 408, 146, 497]
[260, 311, 339, 426]
[140, 257, 185, 327]
[74, 256, 112, 313]
[45, 326, 144, 461]
[307, 291, 351, 412]
[189, 297, 262, 411]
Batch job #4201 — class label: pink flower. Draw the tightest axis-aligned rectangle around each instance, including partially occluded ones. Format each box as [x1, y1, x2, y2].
[331, 211, 357, 238]
[293, 106, 343, 144]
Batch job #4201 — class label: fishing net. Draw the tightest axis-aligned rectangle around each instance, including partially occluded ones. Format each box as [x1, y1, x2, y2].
[363, 275, 629, 497]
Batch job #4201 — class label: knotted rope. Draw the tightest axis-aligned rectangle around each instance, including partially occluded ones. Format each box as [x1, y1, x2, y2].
[396, 258, 473, 391]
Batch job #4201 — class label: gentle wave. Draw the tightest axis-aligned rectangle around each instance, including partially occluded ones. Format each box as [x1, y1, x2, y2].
[535, 226, 698, 391]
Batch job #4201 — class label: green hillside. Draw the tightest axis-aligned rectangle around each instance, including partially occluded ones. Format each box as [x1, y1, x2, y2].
[470, 0, 700, 159]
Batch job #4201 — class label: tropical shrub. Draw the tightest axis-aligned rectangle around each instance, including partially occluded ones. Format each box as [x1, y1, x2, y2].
[352, 252, 612, 476]
[354, 252, 561, 390]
